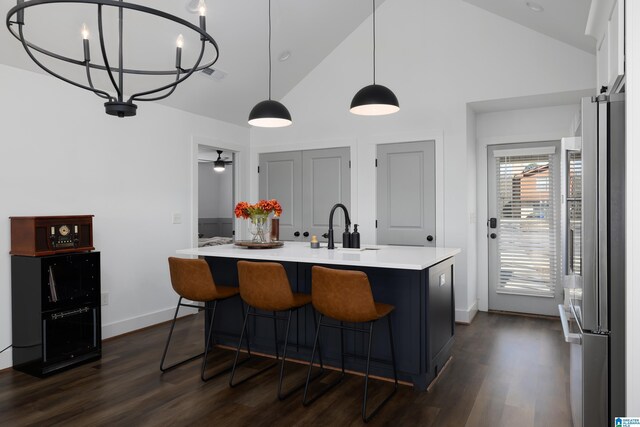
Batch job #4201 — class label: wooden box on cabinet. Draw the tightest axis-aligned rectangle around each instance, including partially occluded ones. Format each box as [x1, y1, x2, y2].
[10, 215, 94, 256]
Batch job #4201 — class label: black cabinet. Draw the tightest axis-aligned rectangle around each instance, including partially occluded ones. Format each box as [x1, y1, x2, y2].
[11, 252, 101, 377]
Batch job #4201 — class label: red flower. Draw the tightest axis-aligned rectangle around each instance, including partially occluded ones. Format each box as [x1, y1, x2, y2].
[235, 199, 283, 218]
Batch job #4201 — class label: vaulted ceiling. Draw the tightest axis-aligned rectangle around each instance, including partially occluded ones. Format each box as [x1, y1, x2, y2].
[462, 0, 595, 53]
[0, 0, 594, 126]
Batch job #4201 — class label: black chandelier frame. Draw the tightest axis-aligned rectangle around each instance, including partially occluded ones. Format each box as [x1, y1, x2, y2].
[6, 0, 220, 117]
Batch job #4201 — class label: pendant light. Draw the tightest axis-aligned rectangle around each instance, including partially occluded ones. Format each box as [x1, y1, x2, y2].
[248, 0, 292, 127]
[350, 0, 399, 116]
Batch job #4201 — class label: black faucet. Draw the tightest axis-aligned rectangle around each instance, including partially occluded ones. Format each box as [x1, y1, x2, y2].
[327, 203, 351, 250]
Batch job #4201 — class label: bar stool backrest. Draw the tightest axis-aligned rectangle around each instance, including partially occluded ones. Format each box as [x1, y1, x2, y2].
[311, 266, 378, 323]
[168, 257, 218, 302]
[237, 261, 295, 311]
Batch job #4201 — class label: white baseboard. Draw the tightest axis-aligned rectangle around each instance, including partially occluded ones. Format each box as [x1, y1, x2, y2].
[102, 305, 198, 340]
[455, 300, 479, 324]
[0, 353, 11, 371]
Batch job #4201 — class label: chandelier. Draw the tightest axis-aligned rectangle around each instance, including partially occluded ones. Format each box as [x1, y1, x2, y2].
[6, 0, 219, 117]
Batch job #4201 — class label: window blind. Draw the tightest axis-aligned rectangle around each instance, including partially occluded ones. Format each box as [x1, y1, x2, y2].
[495, 153, 559, 297]
[567, 151, 582, 275]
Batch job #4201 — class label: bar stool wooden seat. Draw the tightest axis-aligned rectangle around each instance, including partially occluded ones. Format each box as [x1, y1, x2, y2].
[303, 265, 398, 423]
[229, 260, 323, 400]
[160, 257, 244, 382]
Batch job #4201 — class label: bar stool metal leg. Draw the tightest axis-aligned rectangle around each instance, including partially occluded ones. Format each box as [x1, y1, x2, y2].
[362, 316, 398, 423]
[277, 309, 324, 400]
[229, 307, 279, 388]
[302, 315, 346, 406]
[201, 298, 250, 382]
[160, 297, 205, 372]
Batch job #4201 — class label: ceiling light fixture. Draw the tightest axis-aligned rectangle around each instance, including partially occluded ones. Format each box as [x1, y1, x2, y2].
[279, 50, 291, 62]
[6, 0, 219, 118]
[248, 0, 292, 128]
[213, 150, 226, 172]
[350, 0, 399, 116]
[525, 1, 544, 12]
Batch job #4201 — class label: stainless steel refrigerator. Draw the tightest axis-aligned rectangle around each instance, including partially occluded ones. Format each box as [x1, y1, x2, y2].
[559, 93, 626, 427]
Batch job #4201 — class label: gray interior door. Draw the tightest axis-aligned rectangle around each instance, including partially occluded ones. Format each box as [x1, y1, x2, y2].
[302, 147, 351, 242]
[376, 141, 436, 246]
[259, 147, 350, 242]
[259, 151, 302, 241]
[487, 142, 563, 316]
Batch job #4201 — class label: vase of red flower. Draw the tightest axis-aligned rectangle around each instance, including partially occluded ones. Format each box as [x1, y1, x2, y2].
[234, 199, 283, 243]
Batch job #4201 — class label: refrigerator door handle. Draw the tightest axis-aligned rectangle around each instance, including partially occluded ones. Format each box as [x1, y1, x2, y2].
[559, 305, 582, 344]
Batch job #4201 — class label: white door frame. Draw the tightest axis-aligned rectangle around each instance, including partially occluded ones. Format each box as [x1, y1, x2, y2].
[190, 135, 249, 247]
[476, 131, 571, 312]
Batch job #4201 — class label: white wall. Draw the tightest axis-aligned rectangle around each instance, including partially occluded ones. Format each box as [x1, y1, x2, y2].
[250, 0, 595, 321]
[474, 103, 581, 313]
[0, 64, 250, 370]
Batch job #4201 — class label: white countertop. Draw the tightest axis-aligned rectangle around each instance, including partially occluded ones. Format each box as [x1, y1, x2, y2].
[176, 242, 461, 270]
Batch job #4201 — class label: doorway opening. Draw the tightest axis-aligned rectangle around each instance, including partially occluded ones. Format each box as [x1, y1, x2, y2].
[197, 145, 235, 247]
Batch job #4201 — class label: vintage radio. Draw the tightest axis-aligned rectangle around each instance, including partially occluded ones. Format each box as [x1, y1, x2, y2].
[10, 215, 94, 256]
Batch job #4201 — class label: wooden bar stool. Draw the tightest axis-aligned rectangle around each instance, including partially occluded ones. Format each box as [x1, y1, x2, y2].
[160, 257, 244, 382]
[303, 266, 398, 423]
[229, 260, 323, 400]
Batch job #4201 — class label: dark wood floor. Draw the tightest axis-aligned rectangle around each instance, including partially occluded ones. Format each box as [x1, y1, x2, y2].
[0, 312, 572, 426]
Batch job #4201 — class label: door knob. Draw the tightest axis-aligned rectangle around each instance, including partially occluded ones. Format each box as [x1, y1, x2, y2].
[303, 231, 309, 237]
[490, 233, 497, 239]
[426, 235, 434, 242]
[294, 231, 300, 237]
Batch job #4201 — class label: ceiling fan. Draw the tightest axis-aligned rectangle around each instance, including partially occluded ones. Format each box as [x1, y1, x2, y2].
[198, 150, 233, 172]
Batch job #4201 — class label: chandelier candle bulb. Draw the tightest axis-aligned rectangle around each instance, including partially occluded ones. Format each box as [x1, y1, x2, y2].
[81, 23, 89, 40]
[81, 24, 90, 62]
[175, 34, 184, 69]
[16, 0, 23, 24]
[198, 0, 206, 37]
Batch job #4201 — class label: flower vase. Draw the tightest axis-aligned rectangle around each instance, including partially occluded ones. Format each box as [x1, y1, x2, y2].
[248, 214, 271, 243]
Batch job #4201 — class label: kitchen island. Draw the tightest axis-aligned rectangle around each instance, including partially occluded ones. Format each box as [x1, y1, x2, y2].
[176, 242, 460, 390]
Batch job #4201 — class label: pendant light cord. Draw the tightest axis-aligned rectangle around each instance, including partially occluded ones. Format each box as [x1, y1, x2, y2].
[372, 0, 376, 84]
[268, 0, 272, 100]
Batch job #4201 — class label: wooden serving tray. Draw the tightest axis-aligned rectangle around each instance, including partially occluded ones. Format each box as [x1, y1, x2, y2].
[234, 241, 284, 249]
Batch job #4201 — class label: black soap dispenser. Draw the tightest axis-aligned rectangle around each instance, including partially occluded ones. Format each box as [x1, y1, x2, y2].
[351, 224, 360, 249]
[342, 225, 351, 248]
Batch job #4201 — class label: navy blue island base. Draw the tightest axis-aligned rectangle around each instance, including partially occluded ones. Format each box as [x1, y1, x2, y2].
[200, 255, 455, 391]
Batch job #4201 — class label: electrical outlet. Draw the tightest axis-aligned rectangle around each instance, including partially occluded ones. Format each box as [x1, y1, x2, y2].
[101, 292, 109, 306]
[172, 212, 182, 224]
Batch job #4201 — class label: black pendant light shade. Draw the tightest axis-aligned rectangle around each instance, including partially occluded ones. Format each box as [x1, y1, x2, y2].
[350, 84, 399, 116]
[248, 100, 292, 127]
[350, 0, 399, 116]
[248, 0, 292, 128]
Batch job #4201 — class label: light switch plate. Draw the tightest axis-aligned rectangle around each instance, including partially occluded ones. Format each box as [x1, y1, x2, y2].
[439, 273, 446, 287]
[172, 213, 182, 224]
[101, 292, 109, 306]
